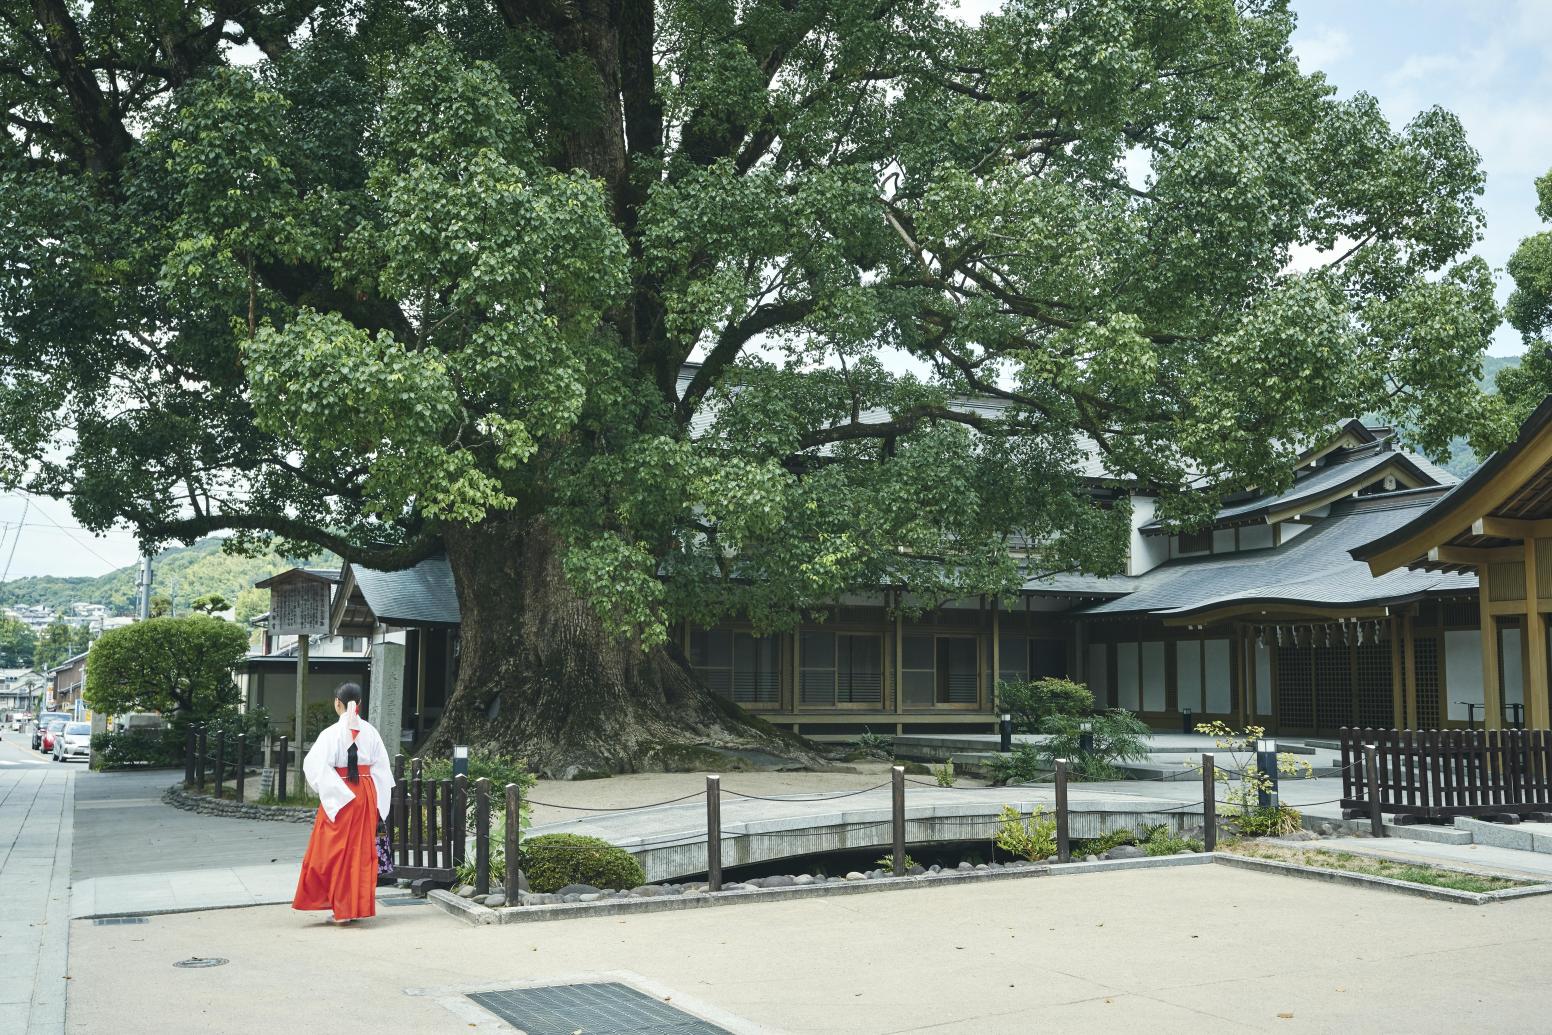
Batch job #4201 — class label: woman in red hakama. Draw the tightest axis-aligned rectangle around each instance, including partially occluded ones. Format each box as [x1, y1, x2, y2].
[292, 683, 395, 924]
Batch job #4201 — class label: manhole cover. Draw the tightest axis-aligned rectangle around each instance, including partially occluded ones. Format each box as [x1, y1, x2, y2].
[92, 917, 148, 926]
[173, 958, 228, 969]
[468, 982, 732, 1035]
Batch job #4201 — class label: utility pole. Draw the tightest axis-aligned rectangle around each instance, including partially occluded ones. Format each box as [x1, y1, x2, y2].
[137, 554, 153, 620]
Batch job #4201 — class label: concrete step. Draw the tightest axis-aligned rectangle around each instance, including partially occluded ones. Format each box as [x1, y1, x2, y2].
[1384, 823, 1474, 846]
[1452, 817, 1552, 854]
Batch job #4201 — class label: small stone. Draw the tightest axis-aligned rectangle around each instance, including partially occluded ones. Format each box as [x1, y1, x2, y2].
[719, 882, 748, 893]
[1318, 823, 1336, 837]
[929, 864, 942, 873]
[485, 894, 506, 907]
[869, 869, 884, 879]
[630, 885, 671, 898]
[742, 877, 766, 889]
[794, 874, 816, 886]
[907, 864, 926, 876]
[556, 884, 602, 896]
[1045, 855, 1058, 863]
[579, 893, 602, 902]
[845, 871, 865, 880]
[563, 894, 581, 903]
[974, 863, 989, 871]
[471, 895, 488, 905]
[1283, 830, 1318, 842]
[1085, 854, 1099, 863]
[764, 874, 796, 888]
[681, 888, 703, 896]
[1107, 845, 1145, 860]
[957, 862, 973, 871]
[457, 885, 476, 898]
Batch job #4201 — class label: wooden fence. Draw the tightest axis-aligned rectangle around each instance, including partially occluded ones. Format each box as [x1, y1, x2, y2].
[389, 756, 466, 884]
[1339, 727, 1552, 822]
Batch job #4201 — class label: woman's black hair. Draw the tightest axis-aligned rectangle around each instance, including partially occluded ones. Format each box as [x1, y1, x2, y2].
[336, 682, 363, 780]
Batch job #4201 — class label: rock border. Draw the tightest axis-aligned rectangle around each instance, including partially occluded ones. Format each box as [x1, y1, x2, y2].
[428, 853, 1212, 926]
[1214, 852, 1552, 906]
[162, 783, 316, 824]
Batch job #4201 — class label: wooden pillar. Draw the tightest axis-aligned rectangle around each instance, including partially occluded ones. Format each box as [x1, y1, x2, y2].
[1403, 612, 1419, 729]
[991, 596, 1001, 709]
[1526, 538, 1549, 730]
[893, 595, 904, 716]
[1389, 615, 1404, 729]
[1480, 563, 1502, 732]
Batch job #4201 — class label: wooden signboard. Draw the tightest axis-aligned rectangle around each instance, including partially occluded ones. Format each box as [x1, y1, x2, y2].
[271, 580, 331, 636]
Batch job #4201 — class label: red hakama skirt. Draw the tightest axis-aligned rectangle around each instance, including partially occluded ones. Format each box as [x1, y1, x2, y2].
[292, 766, 378, 921]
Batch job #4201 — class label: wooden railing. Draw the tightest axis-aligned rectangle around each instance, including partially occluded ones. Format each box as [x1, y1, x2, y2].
[389, 756, 466, 883]
[1340, 727, 1552, 821]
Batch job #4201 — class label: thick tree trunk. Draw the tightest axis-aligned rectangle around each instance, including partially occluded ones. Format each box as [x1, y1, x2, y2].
[425, 515, 817, 774]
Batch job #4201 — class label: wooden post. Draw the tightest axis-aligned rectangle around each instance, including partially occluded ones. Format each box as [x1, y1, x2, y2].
[1365, 743, 1385, 838]
[277, 736, 288, 802]
[706, 775, 722, 892]
[474, 778, 491, 895]
[891, 765, 906, 876]
[1480, 565, 1503, 733]
[391, 755, 407, 866]
[1526, 537, 1549, 730]
[213, 732, 225, 800]
[442, 780, 455, 870]
[1390, 615, 1405, 730]
[452, 774, 469, 866]
[1054, 758, 1070, 864]
[184, 727, 196, 787]
[235, 735, 246, 802]
[505, 782, 522, 905]
[1202, 752, 1217, 852]
[196, 725, 207, 790]
[294, 634, 308, 754]
[410, 757, 424, 870]
[425, 769, 440, 868]
[1403, 613, 1418, 730]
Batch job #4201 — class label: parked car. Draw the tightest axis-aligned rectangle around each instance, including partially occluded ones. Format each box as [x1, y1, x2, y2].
[32, 712, 70, 751]
[40, 719, 67, 754]
[9, 714, 22, 732]
[52, 722, 92, 763]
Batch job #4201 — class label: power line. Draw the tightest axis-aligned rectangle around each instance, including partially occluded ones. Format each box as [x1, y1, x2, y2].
[13, 492, 121, 570]
[1, 498, 29, 583]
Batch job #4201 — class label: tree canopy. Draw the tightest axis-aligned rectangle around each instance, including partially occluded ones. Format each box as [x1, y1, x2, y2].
[84, 615, 248, 721]
[32, 619, 89, 672]
[0, 615, 36, 669]
[1496, 169, 1552, 424]
[0, 0, 1506, 763]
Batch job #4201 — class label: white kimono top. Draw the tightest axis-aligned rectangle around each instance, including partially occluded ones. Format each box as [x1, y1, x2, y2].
[302, 711, 396, 823]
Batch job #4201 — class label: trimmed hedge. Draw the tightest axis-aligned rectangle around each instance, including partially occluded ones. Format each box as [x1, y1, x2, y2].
[91, 728, 184, 771]
[519, 833, 645, 894]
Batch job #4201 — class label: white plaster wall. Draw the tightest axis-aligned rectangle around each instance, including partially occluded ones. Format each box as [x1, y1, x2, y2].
[1204, 639, 1232, 713]
[1279, 521, 1311, 543]
[1502, 627, 1525, 708]
[1240, 524, 1275, 551]
[1212, 528, 1236, 554]
[1141, 642, 1166, 711]
[1117, 643, 1139, 711]
[1445, 630, 1483, 722]
[1128, 496, 1170, 576]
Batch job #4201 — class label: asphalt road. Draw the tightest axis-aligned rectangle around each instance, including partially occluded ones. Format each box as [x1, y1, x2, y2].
[0, 729, 313, 882]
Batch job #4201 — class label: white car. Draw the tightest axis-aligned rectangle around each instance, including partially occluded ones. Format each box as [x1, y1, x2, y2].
[52, 722, 92, 763]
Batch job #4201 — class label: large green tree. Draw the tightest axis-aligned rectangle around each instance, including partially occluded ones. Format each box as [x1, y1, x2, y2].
[0, 0, 1499, 769]
[32, 619, 89, 672]
[1497, 169, 1552, 422]
[0, 615, 36, 668]
[83, 615, 248, 722]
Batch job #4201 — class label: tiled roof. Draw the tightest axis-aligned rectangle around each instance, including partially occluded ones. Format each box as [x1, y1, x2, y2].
[1082, 487, 1477, 618]
[351, 555, 460, 627]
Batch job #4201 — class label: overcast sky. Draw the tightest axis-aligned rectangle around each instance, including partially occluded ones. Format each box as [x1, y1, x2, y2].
[3, 0, 1549, 582]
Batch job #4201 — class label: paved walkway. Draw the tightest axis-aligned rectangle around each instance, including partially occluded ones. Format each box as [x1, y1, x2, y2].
[66, 861, 1552, 1034]
[0, 734, 73, 1035]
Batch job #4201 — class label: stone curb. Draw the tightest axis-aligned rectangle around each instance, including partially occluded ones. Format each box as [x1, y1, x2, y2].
[162, 784, 315, 823]
[427, 853, 1213, 926]
[1213, 852, 1552, 906]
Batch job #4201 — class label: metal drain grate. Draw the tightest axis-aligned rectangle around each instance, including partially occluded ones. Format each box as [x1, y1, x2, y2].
[468, 982, 732, 1035]
[92, 917, 148, 926]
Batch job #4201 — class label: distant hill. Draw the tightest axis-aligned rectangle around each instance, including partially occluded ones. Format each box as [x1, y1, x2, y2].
[0, 538, 331, 615]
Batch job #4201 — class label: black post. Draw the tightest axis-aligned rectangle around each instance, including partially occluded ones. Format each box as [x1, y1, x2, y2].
[474, 778, 491, 896]
[998, 713, 1012, 753]
[891, 765, 906, 876]
[196, 725, 207, 791]
[452, 774, 469, 866]
[706, 775, 722, 892]
[1364, 743, 1385, 838]
[1181, 708, 1193, 735]
[1202, 752, 1217, 852]
[235, 735, 246, 803]
[505, 782, 522, 905]
[1054, 758, 1071, 864]
[213, 732, 225, 800]
[184, 727, 196, 787]
[277, 736, 288, 802]
[1256, 738, 1279, 810]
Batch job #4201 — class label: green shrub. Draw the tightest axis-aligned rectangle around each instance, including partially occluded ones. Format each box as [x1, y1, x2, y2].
[518, 834, 646, 893]
[1232, 803, 1304, 837]
[932, 759, 956, 787]
[850, 728, 894, 760]
[421, 750, 536, 798]
[1082, 828, 1140, 855]
[1143, 829, 1203, 856]
[1035, 709, 1151, 780]
[90, 729, 185, 771]
[993, 804, 1057, 862]
[984, 742, 1046, 785]
[875, 853, 917, 875]
[204, 706, 274, 743]
[998, 678, 1094, 733]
